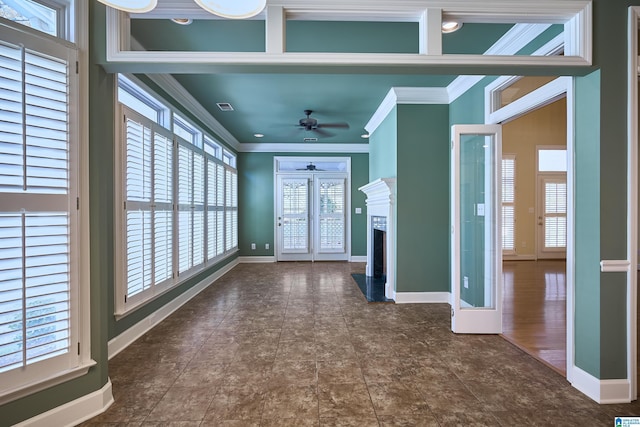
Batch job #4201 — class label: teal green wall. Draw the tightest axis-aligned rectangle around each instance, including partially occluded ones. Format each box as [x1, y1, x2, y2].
[574, 71, 602, 377]
[369, 107, 397, 181]
[237, 152, 369, 258]
[396, 105, 450, 293]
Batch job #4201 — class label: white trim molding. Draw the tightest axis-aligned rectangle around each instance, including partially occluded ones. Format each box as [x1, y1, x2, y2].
[108, 259, 239, 359]
[104, 1, 592, 72]
[350, 256, 367, 263]
[571, 366, 632, 404]
[600, 260, 631, 273]
[15, 381, 114, 427]
[238, 256, 276, 263]
[239, 142, 369, 153]
[365, 87, 449, 134]
[395, 292, 451, 304]
[359, 178, 396, 300]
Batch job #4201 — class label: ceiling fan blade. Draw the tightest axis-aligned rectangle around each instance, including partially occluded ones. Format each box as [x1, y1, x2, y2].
[313, 128, 334, 137]
[317, 122, 350, 129]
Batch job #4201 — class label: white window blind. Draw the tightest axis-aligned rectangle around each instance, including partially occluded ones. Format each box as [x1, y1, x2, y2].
[502, 155, 515, 253]
[116, 77, 238, 315]
[224, 167, 237, 251]
[178, 142, 205, 274]
[544, 180, 567, 248]
[0, 33, 80, 394]
[123, 111, 173, 303]
[318, 178, 345, 252]
[282, 178, 309, 251]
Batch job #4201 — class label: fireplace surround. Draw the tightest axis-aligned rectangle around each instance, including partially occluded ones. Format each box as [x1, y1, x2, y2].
[359, 178, 396, 300]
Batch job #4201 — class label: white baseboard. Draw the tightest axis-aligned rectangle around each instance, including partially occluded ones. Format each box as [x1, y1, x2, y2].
[238, 256, 276, 263]
[15, 380, 113, 427]
[108, 259, 239, 359]
[350, 256, 367, 263]
[503, 254, 537, 261]
[394, 292, 451, 304]
[570, 366, 632, 404]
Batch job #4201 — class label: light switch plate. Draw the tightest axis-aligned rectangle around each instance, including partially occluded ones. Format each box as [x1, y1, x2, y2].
[355, 207, 362, 214]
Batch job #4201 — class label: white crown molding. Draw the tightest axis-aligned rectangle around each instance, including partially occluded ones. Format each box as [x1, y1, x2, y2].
[365, 87, 449, 134]
[447, 23, 562, 103]
[144, 73, 241, 152]
[238, 143, 369, 153]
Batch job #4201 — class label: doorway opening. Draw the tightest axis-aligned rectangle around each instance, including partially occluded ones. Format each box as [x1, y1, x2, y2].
[274, 157, 351, 262]
[499, 96, 568, 376]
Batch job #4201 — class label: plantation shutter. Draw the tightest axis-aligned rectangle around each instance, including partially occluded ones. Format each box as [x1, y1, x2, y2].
[501, 156, 515, 252]
[178, 142, 205, 274]
[544, 180, 567, 248]
[224, 168, 238, 251]
[123, 111, 173, 301]
[0, 39, 76, 376]
[215, 163, 225, 256]
[317, 178, 345, 252]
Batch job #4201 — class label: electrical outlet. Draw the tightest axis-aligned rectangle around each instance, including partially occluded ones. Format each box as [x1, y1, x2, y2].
[265, 243, 270, 250]
[251, 243, 256, 250]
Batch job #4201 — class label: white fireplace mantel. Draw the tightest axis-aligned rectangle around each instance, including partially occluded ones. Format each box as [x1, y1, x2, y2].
[359, 178, 396, 300]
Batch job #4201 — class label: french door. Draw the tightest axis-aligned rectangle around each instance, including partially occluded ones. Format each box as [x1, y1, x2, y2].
[276, 174, 348, 261]
[537, 173, 567, 259]
[451, 125, 503, 333]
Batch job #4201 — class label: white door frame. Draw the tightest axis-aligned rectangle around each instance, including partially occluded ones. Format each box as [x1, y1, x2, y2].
[485, 76, 576, 383]
[627, 6, 639, 401]
[273, 156, 351, 262]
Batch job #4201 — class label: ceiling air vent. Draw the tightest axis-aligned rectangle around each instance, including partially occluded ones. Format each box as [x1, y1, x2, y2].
[216, 102, 234, 111]
[303, 137, 318, 142]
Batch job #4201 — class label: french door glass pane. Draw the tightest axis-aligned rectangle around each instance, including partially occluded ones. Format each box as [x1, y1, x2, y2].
[459, 134, 497, 309]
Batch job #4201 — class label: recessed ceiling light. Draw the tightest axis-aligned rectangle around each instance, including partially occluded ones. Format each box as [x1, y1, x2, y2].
[442, 21, 463, 33]
[171, 18, 193, 25]
[361, 134, 370, 139]
[254, 133, 264, 138]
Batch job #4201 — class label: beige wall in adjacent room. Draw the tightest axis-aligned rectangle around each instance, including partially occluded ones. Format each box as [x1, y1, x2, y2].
[503, 97, 567, 258]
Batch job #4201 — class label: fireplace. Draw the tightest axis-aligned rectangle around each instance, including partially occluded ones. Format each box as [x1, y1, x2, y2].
[359, 178, 396, 300]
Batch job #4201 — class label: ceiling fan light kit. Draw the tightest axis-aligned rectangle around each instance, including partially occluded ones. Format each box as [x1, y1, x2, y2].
[98, 0, 267, 19]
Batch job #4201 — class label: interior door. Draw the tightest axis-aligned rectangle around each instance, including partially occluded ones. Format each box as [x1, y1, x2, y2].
[451, 125, 503, 334]
[276, 175, 312, 261]
[537, 173, 567, 259]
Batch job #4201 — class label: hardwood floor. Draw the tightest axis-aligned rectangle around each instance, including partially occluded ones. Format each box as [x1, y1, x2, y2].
[501, 260, 567, 376]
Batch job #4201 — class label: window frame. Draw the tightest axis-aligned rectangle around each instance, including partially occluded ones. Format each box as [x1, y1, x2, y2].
[114, 76, 238, 317]
[502, 154, 516, 255]
[0, 0, 93, 405]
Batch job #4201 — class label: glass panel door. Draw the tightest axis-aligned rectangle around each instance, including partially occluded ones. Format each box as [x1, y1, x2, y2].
[314, 176, 347, 260]
[451, 125, 502, 333]
[537, 174, 567, 259]
[277, 175, 312, 260]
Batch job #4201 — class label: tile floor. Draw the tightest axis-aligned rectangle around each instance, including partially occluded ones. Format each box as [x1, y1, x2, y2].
[82, 262, 640, 426]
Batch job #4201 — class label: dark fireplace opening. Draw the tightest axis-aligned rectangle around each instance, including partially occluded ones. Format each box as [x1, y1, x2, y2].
[372, 216, 387, 279]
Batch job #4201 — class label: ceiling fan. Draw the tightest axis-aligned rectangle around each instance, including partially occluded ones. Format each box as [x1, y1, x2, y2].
[297, 110, 349, 137]
[296, 162, 324, 171]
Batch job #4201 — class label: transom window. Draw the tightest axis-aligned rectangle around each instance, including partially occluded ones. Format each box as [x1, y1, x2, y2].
[0, 0, 63, 38]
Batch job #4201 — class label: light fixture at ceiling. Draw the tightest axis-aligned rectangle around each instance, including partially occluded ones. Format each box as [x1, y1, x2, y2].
[96, 0, 157, 14]
[254, 133, 264, 138]
[171, 18, 193, 25]
[194, 0, 267, 19]
[98, 0, 267, 19]
[361, 134, 370, 139]
[442, 21, 463, 33]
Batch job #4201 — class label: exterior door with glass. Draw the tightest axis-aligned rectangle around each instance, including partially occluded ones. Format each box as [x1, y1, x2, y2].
[451, 125, 503, 334]
[276, 174, 348, 261]
[537, 173, 567, 259]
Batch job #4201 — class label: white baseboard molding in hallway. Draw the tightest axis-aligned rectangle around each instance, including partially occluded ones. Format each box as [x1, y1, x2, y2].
[238, 256, 276, 263]
[394, 292, 451, 304]
[571, 366, 632, 404]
